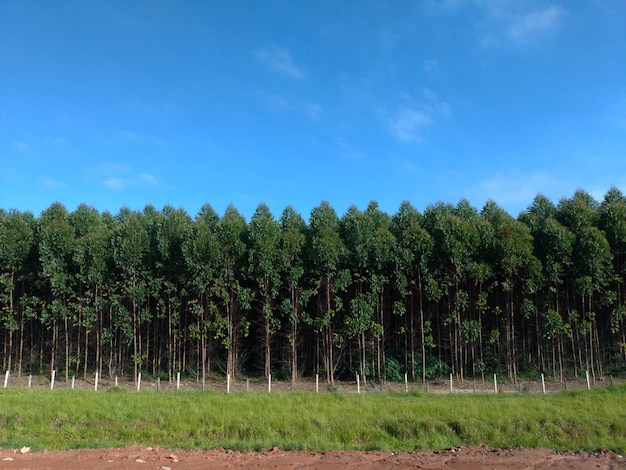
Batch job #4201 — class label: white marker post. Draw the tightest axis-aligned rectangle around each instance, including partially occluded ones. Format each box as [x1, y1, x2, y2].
[405, 373, 408, 394]
[268, 374, 272, 393]
[137, 372, 142, 392]
[585, 370, 590, 390]
[315, 374, 319, 393]
[50, 370, 56, 390]
[71, 376, 75, 389]
[177, 372, 181, 391]
[95, 372, 99, 391]
[449, 373, 453, 394]
[494, 374, 498, 394]
[356, 373, 360, 394]
[541, 373, 546, 394]
[115, 376, 118, 387]
[227, 373, 231, 394]
[28, 375, 32, 389]
[4, 371, 8, 388]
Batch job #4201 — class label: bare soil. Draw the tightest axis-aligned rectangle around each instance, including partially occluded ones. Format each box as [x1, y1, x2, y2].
[1, 445, 624, 469]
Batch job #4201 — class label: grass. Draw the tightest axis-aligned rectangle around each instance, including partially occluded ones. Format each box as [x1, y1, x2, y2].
[0, 385, 624, 453]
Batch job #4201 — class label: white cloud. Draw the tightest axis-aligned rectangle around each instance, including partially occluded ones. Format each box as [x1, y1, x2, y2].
[92, 162, 132, 176]
[386, 92, 450, 142]
[253, 44, 306, 79]
[505, 6, 563, 46]
[41, 177, 67, 189]
[13, 141, 31, 153]
[477, 171, 561, 212]
[48, 137, 69, 145]
[388, 109, 433, 142]
[304, 103, 324, 119]
[90, 162, 160, 191]
[334, 137, 365, 162]
[120, 130, 139, 140]
[103, 177, 125, 190]
[433, 1, 565, 48]
[139, 172, 158, 185]
[422, 59, 439, 73]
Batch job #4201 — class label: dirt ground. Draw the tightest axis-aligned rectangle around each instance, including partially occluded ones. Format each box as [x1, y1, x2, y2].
[0, 445, 624, 469]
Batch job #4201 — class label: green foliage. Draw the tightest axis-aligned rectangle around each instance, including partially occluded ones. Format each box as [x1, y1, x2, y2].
[385, 355, 403, 382]
[414, 354, 450, 380]
[1, 188, 626, 387]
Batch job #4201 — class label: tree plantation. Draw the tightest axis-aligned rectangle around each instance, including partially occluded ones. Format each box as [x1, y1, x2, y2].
[1, 189, 625, 386]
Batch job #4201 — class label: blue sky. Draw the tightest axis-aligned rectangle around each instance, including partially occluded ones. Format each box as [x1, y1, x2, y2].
[2, 1, 625, 220]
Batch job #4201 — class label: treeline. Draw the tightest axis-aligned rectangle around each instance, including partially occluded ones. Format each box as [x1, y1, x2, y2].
[1, 188, 626, 386]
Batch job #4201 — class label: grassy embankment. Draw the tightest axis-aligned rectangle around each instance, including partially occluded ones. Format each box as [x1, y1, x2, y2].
[0, 385, 624, 453]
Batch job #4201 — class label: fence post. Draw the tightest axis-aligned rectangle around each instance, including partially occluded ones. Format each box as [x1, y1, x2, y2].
[316, 374, 319, 393]
[268, 374, 272, 393]
[95, 372, 99, 391]
[585, 370, 590, 390]
[137, 372, 141, 392]
[356, 373, 360, 394]
[3, 371, 8, 389]
[50, 370, 56, 390]
[541, 373, 546, 394]
[493, 374, 498, 394]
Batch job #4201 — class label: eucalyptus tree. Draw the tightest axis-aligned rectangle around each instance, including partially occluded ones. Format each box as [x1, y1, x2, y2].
[362, 201, 396, 381]
[183, 204, 221, 381]
[139, 205, 164, 377]
[38, 202, 76, 379]
[112, 208, 150, 380]
[278, 206, 308, 384]
[307, 201, 349, 386]
[390, 201, 433, 383]
[247, 203, 282, 378]
[216, 205, 250, 379]
[69, 204, 111, 378]
[556, 190, 613, 379]
[482, 200, 538, 382]
[520, 194, 574, 376]
[423, 200, 480, 381]
[340, 205, 373, 382]
[598, 187, 626, 362]
[0, 209, 35, 375]
[152, 205, 192, 379]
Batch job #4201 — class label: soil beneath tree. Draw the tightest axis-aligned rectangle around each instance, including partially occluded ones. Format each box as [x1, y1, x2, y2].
[1, 445, 624, 469]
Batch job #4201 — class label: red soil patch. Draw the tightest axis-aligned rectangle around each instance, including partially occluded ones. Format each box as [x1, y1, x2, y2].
[0, 445, 623, 469]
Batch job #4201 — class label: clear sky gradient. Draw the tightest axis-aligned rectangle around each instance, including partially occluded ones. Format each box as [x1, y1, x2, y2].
[2, 1, 625, 220]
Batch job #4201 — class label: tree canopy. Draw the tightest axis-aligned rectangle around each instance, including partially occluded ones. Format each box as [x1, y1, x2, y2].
[1, 189, 625, 384]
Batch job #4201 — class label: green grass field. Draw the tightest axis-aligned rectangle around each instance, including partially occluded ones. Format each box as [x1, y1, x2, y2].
[1, 385, 624, 453]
